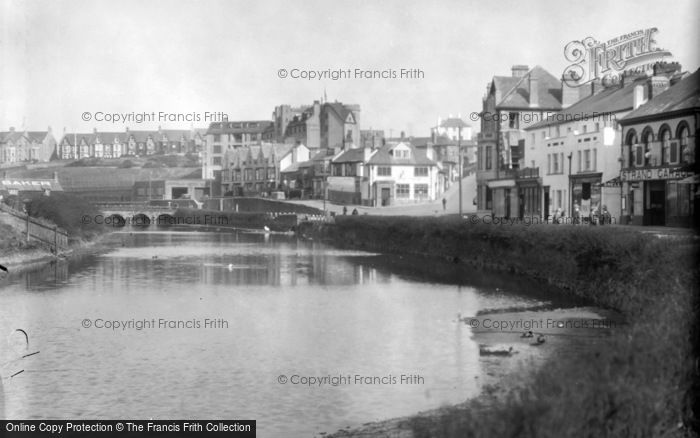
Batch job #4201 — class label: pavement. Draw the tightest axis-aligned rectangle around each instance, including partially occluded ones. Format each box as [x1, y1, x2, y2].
[285, 173, 478, 216]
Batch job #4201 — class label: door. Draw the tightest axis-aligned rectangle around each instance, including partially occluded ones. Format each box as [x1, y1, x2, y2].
[381, 188, 390, 206]
[544, 187, 550, 220]
[646, 181, 666, 226]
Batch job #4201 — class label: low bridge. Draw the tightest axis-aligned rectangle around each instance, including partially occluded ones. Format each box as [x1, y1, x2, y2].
[94, 202, 180, 227]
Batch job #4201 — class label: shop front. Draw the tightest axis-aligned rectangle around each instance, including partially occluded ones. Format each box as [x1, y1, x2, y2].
[621, 166, 696, 227]
[570, 173, 602, 219]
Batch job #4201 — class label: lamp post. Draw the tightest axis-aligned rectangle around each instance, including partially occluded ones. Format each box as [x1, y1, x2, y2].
[567, 152, 573, 215]
[450, 118, 469, 218]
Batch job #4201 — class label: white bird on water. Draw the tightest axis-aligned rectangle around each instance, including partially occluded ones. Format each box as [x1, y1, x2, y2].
[263, 226, 270, 232]
[227, 264, 234, 270]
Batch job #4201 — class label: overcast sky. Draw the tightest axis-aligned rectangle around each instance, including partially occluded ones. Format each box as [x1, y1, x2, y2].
[1, 0, 699, 137]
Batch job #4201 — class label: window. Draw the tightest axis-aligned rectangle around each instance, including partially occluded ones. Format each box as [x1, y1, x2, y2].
[414, 184, 429, 198]
[553, 153, 559, 174]
[213, 145, 222, 154]
[626, 130, 638, 168]
[584, 150, 591, 171]
[244, 169, 253, 181]
[256, 168, 263, 180]
[377, 166, 391, 176]
[583, 125, 588, 134]
[212, 157, 222, 165]
[508, 112, 519, 129]
[593, 149, 597, 171]
[137, 188, 145, 196]
[414, 167, 428, 177]
[595, 122, 600, 132]
[547, 154, 551, 174]
[577, 151, 581, 172]
[485, 146, 492, 170]
[679, 125, 691, 164]
[396, 184, 410, 198]
[213, 134, 221, 142]
[642, 129, 652, 166]
[234, 170, 241, 181]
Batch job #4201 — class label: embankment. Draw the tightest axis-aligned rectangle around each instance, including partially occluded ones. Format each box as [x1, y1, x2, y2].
[310, 216, 698, 437]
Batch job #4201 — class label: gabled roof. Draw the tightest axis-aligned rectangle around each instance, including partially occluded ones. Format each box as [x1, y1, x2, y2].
[367, 143, 437, 166]
[26, 131, 51, 142]
[126, 131, 156, 143]
[494, 66, 563, 110]
[0, 130, 51, 144]
[526, 75, 650, 130]
[620, 69, 700, 123]
[333, 147, 366, 163]
[96, 132, 128, 143]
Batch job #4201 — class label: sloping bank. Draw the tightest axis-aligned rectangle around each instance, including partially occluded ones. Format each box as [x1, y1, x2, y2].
[305, 216, 699, 437]
[1, 193, 107, 272]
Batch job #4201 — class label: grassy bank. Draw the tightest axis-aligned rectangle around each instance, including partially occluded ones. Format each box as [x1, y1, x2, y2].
[316, 216, 698, 437]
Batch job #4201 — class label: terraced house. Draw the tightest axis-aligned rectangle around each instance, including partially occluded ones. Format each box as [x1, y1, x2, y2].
[203, 120, 275, 179]
[220, 142, 309, 196]
[0, 127, 57, 164]
[58, 128, 206, 159]
[476, 65, 569, 217]
[618, 68, 699, 227]
[524, 63, 686, 223]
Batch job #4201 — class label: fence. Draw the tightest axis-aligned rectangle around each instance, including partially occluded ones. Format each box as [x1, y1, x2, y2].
[0, 203, 69, 252]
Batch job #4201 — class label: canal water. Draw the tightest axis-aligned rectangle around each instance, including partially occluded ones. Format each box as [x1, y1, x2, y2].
[0, 230, 578, 437]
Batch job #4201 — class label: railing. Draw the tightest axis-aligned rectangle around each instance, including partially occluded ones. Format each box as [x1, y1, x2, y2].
[0, 203, 69, 252]
[493, 167, 540, 180]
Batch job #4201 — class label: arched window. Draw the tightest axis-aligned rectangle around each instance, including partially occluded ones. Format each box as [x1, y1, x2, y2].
[660, 126, 672, 165]
[641, 128, 653, 167]
[677, 124, 692, 164]
[626, 130, 637, 167]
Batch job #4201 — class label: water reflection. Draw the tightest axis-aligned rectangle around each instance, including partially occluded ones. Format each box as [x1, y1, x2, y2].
[0, 229, 556, 437]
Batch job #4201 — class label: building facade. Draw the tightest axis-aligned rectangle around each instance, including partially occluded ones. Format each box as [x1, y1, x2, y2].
[0, 128, 57, 164]
[618, 68, 699, 227]
[220, 142, 309, 196]
[203, 120, 275, 179]
[476, 65, 567, 217]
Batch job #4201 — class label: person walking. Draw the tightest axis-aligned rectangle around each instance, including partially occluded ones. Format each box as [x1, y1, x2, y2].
[573, 204, 581, 225]
[342, 206, 347, 215]
[442, 197, 447, 211]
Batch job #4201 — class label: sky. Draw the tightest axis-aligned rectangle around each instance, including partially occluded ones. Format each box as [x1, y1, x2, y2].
[1, 0, 699, 137]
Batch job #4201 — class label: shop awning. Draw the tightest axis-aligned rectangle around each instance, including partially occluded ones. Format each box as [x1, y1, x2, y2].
[678, 174, 700, 184]
[597, 176, 622, 188]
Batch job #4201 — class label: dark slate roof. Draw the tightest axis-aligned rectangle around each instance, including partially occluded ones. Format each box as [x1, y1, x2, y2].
[332, 147, 365, 163]
[206, 120, 273, 135]
[26, 131, 50, 142]
[96, 132, 128, 143]
[325, 102, 352, 121]
[367, 143, 437, 166]
[525, 75, 650, 130]
[126, 131, 156, 143]
[496, 65, 563, 110]
[620, 69, 700, 123]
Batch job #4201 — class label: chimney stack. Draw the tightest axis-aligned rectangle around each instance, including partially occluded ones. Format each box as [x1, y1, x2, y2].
[633, 84, 647, 109]
[529, 75, 539, 107]
[511, 65, 529, 78]
[648, 76, 671, 99]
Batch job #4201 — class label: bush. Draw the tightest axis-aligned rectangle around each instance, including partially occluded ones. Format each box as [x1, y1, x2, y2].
[25, 192, 105, 241]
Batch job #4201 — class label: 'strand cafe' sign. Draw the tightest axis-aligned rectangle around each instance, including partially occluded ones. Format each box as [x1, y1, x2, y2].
[621, 167, 694, 182]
